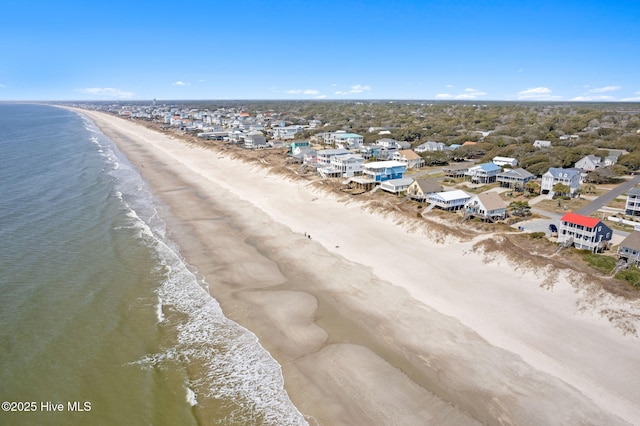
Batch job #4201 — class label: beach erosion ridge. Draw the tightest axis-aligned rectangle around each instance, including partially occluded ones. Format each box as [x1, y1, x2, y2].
[69, 107, 640, 425]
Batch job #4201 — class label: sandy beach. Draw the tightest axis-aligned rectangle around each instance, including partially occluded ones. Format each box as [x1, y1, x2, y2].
[76, 109, 640, 425]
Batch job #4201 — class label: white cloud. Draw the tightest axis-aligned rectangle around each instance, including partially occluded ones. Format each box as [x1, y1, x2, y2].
[75, 87, 133, 99]
[571, 95, 615, 101]
[173, 81, 190, 86]
[588, 85, 620, 93]
[516, 87, 562, 101]
[621, 97, 640, 102]
[287, 89, 320, 95]
[333, 84, 373, 96]
[349, 84, 371, 93]
[435, 88, 487, 100]
[315, 94, 327, 99]
[445, 84, 453, 88]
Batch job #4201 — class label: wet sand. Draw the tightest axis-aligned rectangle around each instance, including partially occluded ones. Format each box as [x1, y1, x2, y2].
[75, 109, 640, 425]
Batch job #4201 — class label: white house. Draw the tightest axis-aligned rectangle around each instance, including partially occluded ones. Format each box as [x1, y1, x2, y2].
[376, 138, 399, 148]
[393, 149, 425, 169]
[575, 155, 602, 171]
[541, 168, 581, 195]
[464, 192, 507, 221]
[414, 141, 446, 153]
[333, 132, 364, 150]
[533, 140, 552, 149]
[316, 148, 350, 166]
[243, 131, 268, 149]
[492, 156, 518, 167]
[273, 125, 304, 140]
[329, 154, 365, 177]
[625, 187, 640, 216]
[427, 190, 471, 211]
[380, 178, 414, 194]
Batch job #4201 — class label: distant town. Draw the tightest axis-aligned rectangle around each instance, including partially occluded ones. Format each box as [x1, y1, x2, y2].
[64, 100, 640, 291]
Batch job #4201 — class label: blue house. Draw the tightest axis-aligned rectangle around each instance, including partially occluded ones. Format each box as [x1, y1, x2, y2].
[362, 160, 407, 182]
[465, 162, 502, 184]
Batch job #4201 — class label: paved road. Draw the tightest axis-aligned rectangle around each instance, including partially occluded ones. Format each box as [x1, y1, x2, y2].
[574, 174, 640, 216]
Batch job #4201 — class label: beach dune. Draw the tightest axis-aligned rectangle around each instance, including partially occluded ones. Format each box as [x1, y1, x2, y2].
[79, 109, 640, 425]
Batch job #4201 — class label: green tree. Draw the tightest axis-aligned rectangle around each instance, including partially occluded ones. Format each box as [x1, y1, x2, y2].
[553, 183, 571, 198]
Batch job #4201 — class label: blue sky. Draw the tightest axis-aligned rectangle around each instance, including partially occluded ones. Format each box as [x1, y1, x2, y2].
[1, 0, 639, 102]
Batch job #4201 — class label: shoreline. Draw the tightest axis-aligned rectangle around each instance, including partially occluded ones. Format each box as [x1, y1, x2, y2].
[72, 108, 640, 425]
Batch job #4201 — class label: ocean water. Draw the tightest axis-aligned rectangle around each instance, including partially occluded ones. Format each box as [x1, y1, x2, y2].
[0, 104, 306, 425]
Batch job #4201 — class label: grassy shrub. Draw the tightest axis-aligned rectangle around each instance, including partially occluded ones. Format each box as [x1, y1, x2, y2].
[615, 267, 640, 289]
[582, 253, 617, 273]
[528, 232, 547, 239]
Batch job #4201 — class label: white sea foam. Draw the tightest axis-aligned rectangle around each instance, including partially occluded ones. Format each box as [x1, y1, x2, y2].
[156, 296, 165, 323]
[92, 120, 307, 424]
[186, 387, 198, 406]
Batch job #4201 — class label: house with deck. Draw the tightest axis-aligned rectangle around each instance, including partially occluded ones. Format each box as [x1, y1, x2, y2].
[465, 162, 502, 184]
[625, 187, 640, 216]
[464, 192, 507, 221]
[497, 168, 535, 189]
[427, 190, 471, 211]
[243, 131, 268, 149]
[362, 161, 407, 182]
[380, 178, 414, 194]
[541, 167, 581, 195]
[406, 178, 442, 201]
[316, 148, 350, 166]
[393, 149, 425, 169]
[327, 154, 364, 178]
[558, 212, 612, 252]
[272, 125, 304, 140]
[443, 164, 469, 178]
[333, 132, 364, 150]
[617, 231, 640, 266]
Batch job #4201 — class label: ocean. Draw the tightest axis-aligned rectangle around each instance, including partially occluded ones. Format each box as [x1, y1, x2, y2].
[0, 104, 306, 425]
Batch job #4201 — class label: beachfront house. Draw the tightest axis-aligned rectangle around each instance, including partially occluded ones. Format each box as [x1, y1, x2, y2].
[465, 163, 502, 184]
[618, 231, 640, 266]
[393, 149, 425, 169]
[243, 131, 268, 149]
[558, 212, 612, 252]
[380, 177, 414, 194]
[316, 148, 350, 166]
[290, 140, 310, 154]
[406, 178, 442, 201]
[625, 187, 640, 216]
[362, 161, 407, 182]
[326, 154, 364, 178]
[463, 192, 507, 221]
[497, 168, 535, 189]
[427, 190, 471, 211]
[541, 167, 581, 195]
[492, 156, 518, 167]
